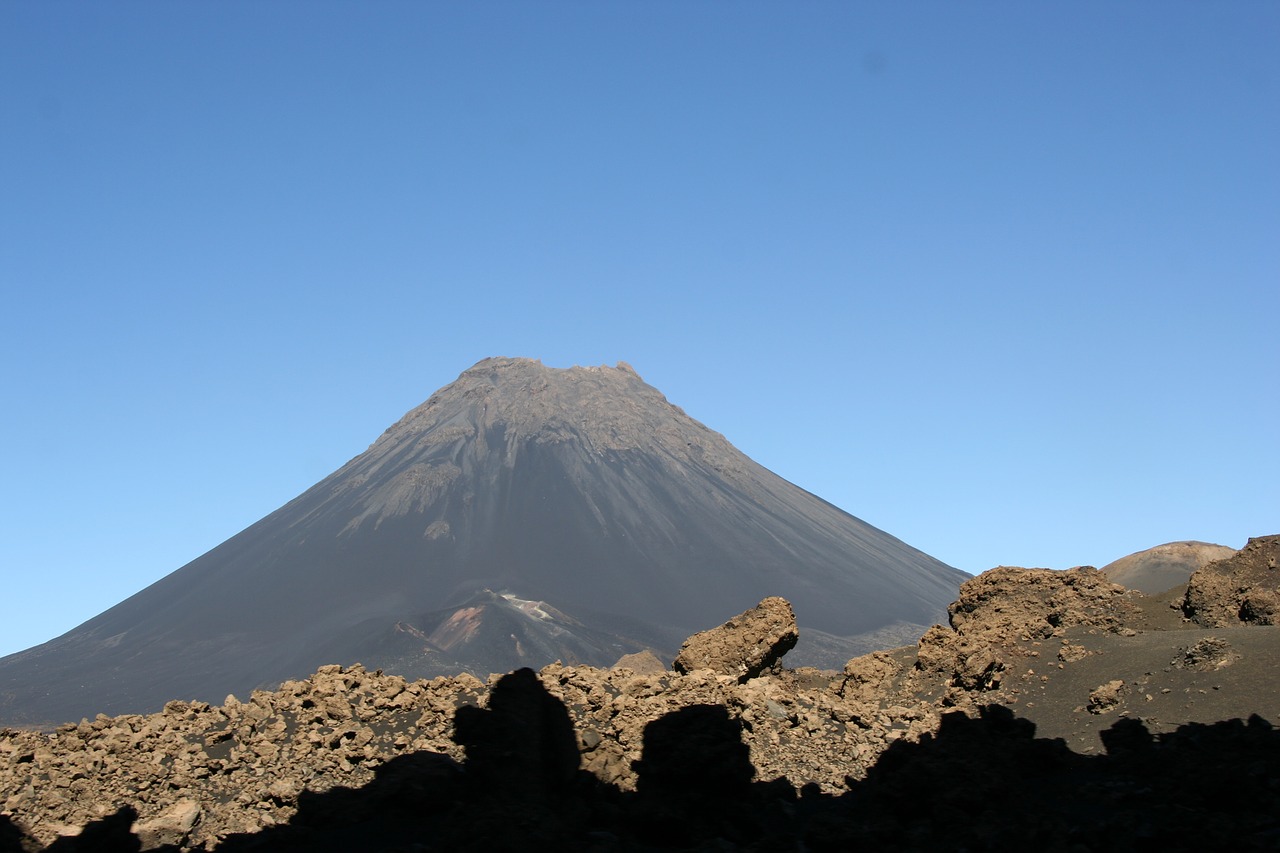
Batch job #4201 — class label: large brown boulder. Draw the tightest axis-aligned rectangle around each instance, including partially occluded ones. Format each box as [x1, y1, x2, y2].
[1183, 535, 1280, 627]
[948, 565, 1141, 642]
[913, 565, 1142, 695]
[672, 597, 798, 682]
[839, 650, 904, 700]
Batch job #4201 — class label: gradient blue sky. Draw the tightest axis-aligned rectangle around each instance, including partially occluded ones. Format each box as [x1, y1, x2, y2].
[2, 3, 1277, 657]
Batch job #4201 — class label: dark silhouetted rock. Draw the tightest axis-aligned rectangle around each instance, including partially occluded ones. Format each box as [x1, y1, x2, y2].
[633, 704, 754, 800]
[453, 668, 579, 802]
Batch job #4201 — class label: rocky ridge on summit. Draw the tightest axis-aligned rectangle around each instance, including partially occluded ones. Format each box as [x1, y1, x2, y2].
[3, 536, 1277, 851]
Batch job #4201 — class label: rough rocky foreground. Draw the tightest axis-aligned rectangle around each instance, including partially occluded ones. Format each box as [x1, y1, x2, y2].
[2, 535, 1278, 851]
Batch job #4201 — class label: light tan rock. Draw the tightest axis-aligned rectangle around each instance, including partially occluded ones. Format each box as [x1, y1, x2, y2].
[612, 650, 668, 674]
[1087, 680, 1126, 714]
[132, 798, 201, 849]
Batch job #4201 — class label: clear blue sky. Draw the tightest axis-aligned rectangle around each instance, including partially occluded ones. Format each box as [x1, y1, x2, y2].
[2, 2, 1276, 658]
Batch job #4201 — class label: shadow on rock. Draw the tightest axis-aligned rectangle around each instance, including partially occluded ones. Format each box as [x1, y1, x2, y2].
[453, 666, 580, 801]
[628, 704, 795, 848]
[42, 807, 139, 853]
[213, 668, 614, 851]
[207, 678, 1280, 851]
[212, 751, 463, 852]
[0, 814, 34, 853]
[209, 670, 804, 851]
[7, 673, 1279, 851]
[803, 705, 1280, 851]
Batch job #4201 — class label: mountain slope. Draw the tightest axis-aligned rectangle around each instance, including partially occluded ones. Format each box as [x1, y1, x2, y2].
[0, 358, 966, 726]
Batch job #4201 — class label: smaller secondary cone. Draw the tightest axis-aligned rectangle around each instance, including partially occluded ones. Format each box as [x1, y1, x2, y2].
[1100, 540, 1235, 594]
[0, 358, 967, 726]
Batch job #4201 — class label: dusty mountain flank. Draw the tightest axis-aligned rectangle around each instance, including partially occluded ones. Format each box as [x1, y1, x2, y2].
[2, 536, 1277, 851]
[0, 358, 965, 728]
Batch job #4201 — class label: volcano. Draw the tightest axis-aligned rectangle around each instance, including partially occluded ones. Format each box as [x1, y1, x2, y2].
[0, 358, 966, 726]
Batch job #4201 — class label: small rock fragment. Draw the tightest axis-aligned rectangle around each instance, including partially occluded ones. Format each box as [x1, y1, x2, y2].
[132, 798, 201, 849]
[612, 650, 668, 674]
[1087, 680, 1126, 714]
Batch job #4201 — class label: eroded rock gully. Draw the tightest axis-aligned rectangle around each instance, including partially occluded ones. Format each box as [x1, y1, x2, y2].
[3, 540, 1278, 851]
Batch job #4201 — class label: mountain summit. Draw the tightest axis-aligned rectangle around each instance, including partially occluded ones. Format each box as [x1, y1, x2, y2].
[0, 358, 966, 726]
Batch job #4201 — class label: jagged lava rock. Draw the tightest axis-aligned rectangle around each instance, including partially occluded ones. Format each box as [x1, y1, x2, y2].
[0, 625, 902, 848]
[1183, 535, 1280, 627]
[948, 565, 1142, 641]
[915, 565, 1143, 693]
[673, 597, 798, 682]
